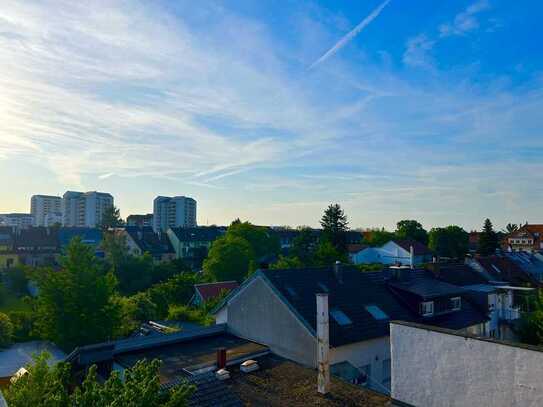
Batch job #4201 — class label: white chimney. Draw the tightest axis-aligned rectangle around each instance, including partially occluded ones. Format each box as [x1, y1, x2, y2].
[410, 245, 415, 269]
[316, 293, 330, 395]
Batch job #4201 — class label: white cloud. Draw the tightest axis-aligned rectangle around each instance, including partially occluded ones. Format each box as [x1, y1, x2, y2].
[402, 34, 435, 69]
[439, 0, 490, 37]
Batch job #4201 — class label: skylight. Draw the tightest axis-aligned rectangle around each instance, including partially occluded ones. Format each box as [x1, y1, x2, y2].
[330, 308, 352, 326]
[365, 305, 389, 321]
[317, 282, 329, 293]
[285, 285, 298, 299]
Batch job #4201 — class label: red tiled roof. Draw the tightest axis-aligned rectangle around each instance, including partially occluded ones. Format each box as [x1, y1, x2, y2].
[195, 281, 239, 302]
[393, 239, 432, 255]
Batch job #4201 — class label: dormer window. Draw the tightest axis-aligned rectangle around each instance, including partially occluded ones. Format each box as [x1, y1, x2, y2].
[450, 297, 461, 311]
[420, 301, 434, 317]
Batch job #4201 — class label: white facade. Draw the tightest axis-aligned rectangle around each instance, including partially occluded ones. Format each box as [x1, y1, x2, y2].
[153, 196, 197, 232]
[0, 213, 33, 228]
[62, 191, 114, 228]
[31, 195, 62, 226]
[351, 241, 429, 266]
[391, 322, 543, 407]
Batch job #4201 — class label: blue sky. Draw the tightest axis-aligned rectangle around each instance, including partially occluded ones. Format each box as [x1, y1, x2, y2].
[0, 0, 542, 230]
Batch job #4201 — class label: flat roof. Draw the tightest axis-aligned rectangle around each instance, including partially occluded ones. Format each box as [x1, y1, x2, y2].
[0, 341, 66, 378]
[115, 333, 268, 384]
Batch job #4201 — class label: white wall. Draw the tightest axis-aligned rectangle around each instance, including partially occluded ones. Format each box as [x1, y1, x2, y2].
[391, 322, 543, 407]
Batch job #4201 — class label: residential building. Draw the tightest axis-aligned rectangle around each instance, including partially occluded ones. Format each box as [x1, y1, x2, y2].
[214, 264, 487, 393]
[122, 226, 175, 262]
[351, 239, 433, 266]
[0, 227, 18, 269]
[190, 281, 239, 307]
[0, 341, 66, 388]
[167, 226, 225, 268]
[13, 227, 59, 267]
[390, 321, 543, 407]
[62, 191, 114, 228]
[506, 224, 543, 252]
[57, 227, 104, 257]
[153, 196, 197, 232]
[467, 255, 541, 287]
[505, 251, 543, 282]
[65, 324, 388, 406]
[126, 214, 154, 227]
[30, 195, 61, 226]
[0, 213, 33, 229]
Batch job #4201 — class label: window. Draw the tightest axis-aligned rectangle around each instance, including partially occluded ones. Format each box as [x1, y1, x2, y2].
[285, 285, 298, 299]
[450, 297, 461, 311]
[365, 305, 389, 320]
[330, 308, 353, 326]
[420, 301, 434, 316]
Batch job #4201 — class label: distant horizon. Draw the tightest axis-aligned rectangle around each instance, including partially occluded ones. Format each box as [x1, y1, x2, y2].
[1, 1, 541, 233]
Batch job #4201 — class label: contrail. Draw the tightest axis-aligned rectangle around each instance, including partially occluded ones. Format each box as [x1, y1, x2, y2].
[309, 0, 391, 69]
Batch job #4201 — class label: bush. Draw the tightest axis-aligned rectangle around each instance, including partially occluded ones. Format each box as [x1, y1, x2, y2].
[0, 312, 14, 348]
[167, 305, 214, 327]
[7, 311, 37, 342]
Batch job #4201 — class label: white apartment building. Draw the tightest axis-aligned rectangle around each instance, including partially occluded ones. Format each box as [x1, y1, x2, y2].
[153, 196, 197, 232]
[62, 191, 114, 228]
[0, 213, 33, 229]
[31, 195, 62, 226]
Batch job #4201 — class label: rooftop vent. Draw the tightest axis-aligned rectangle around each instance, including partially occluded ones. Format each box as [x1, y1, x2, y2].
[215, 368, 231, 381]
[240, 359, 259, 373]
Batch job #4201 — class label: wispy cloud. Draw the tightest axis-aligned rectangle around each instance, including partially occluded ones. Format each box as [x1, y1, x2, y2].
[309, 0, 391, 69]
[439, 0, 491, 37]
[402, 34, 435, 69]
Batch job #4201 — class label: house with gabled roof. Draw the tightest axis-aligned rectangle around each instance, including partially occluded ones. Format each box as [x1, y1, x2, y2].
[506, 224, 543, 252]
[213, 264, 487, 393]
[122, 226, 175, 262]
[351, 239, 433, 267]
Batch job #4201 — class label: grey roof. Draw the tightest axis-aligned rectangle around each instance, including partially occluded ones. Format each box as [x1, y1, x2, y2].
[0, 341, 66, 378]
[170, 227, 226, 243]
[125, 226, 174, 255]
[388, 278, 467, 300]
[187, 372, 243, 407]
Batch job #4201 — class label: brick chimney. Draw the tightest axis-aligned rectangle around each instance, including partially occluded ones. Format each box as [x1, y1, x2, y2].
[316, 293, 330, 395]
[216, 347, 227, 369]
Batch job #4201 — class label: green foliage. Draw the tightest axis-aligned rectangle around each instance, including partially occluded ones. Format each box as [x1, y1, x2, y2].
[226, 221, 280, 259]
[4, 352, 71, 407]
[34, 237, 121, 351]
[271, 255, 304, 269]
[101, 232, 129, 271]
[117, 293, 159, 336]
[395, 220, 428, 245]
[0, 311, 13, 348]
[203, 235, 255, 283]
[167, 305, 214, 326]
[100, 205, 125, 230]
[7, 310, 37, 342]
[478, 218, 499, 256]
[5, 353, 195, 407]
[314, 240, 348, 266]
[290, 227, 317, 265]
[4, 267, 29, 296]
[147, 273, 200, 319]
[116, 253, 154, 295]
[428, 226, 469, 259]
[364, 229, 395, 247]
[320, 204, 349, 252]
[355, 263, 384, 272]
[519, 291, 543, 346]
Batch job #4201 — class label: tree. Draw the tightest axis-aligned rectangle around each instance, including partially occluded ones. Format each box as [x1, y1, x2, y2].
[428, 226, 469, 259]
[271, 255, 304, 269]
[118, 293, 159, 336]
[314, 241, 348, 266]
[203, 236, 255, 283]
[226, 221, 280, 259]
[7, 310, 37, 343]
[0, 312, 13, 348]
[115, 253, 154, 295]
[35, 237, 121, 351]
[147, 273, 200, 319]
[395, 220, 428, 245]
[101, 205, 124, 230]
[290, 227, 317, 266]
[478, 218, 499, 256]
[101, 232, 129, 271]
[4, 353, 195, 407]
[320, 204, 349, 252]
[519, 290, 543, 346]
[365, 229, 395, 247]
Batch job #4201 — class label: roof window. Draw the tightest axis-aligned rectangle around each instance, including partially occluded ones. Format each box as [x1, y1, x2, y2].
[330, 308, 352, 326]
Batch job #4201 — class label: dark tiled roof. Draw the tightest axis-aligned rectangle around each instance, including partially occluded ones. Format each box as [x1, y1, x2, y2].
[393, 239, 432, 255]
[126, 227, 174, 255]
[259, 266, 487, 347]
[476, 256, 540, 287]
[431, 264, 489, 286]
[195, 282, 239, 302]
[347, 243, 368, 254]
[0, 227, 15, 247]
[15, 227, 59, 250]
[388, 277, 466, 300]
[171, 227, 226, 243]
